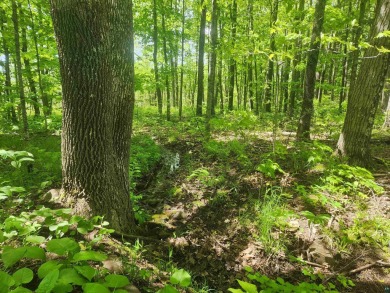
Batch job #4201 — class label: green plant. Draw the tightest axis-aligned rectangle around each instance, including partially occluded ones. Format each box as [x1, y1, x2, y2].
[257, 159, 285, 179]
[0, 207, 137, 293]
[256, 187, 293, 253]
[228, 267, 353, 292]
[157, 269, 192, 293]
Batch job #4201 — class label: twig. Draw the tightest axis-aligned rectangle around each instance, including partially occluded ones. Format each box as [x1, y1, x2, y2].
[349, 260, 390, 275]
[302, 260, 327, 269]
[112, 232, 163, 243]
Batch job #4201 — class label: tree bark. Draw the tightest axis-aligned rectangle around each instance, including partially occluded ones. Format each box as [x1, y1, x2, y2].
[336, 0, 390, 166]
[288, 0, 305, 117]
[206, 0, 218, 133]
[50, 0, 135, 233]
[296, 0, 326, 141]
[153, 0, 163, 116]
[179, 0, 185, 121]
[12, 0, 29, 138]
[1, 11, 18, 124]
[264, 0, 279, 113]
[227, 0, 237, 111]
[21, 11, 40, 118]
[196, 0, 207, 116]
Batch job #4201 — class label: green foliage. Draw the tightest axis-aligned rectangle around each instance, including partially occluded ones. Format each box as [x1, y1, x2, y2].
[228, 267, 354, 293]
[255, 187, 293, 253]
[203, 139, 250, 167]
[257, 159, 285, 179]
[129, 134, 162, 188]
[157, 269, 192, 293]
[0, 206, 136, 292]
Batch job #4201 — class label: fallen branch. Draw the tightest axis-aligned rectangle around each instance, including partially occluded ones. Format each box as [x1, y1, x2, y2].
[349, 260, 390, 275]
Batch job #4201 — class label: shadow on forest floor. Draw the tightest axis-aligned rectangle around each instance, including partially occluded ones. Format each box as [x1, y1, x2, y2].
[133, 129, 390, 292]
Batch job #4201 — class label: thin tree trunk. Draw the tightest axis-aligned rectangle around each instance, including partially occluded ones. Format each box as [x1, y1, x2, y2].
[227, 0, 237, 111]
[21, 13, 40, 117]
[206, 0, 218, 133]
[179, 0, 185, 120]
[264, 0, 279, 113]
[1, 12, 18, 123]
[196, 0, 206, 116]
[153, 0, 163, 116]
[162, 13, 171, 121]
[12, 0, 29, 138]
[296, 0, 326, 141]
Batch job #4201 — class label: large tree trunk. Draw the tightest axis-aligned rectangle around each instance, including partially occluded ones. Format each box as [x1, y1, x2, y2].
[296, 0, 326, 141]
[336, 0, 390, 166]
[50, 0, 135, 233]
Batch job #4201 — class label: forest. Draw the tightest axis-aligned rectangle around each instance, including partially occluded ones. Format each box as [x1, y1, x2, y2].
[0, 0, 389, 292]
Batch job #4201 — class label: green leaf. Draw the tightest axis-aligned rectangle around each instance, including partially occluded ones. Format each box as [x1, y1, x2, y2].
[58, 268, 86, 286]
[237, 280, 258, 293]
[74, 266, 97, 281]
[72, 251, 107, 262]
[26, 236, 45, 244]
[52, 283, 73, 293]
[36, 269, 59, 293]
[13, 268, 34, 285]
[46, 238, 80, 256]
[0, 231, 4, 243]
[2, 246, 27, 268]
[157, 284, 180, 293]
[104, 274, 130, 288]
[82, 283, 110, 293]
[170, 269, 191, 287]
[228, 289, 245, 293]
[0, 271, 15, 287]
[38, 261, 63, 279]
[25, 247, 46, 260]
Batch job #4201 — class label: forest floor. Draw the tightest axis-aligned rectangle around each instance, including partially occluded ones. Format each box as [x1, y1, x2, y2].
[1, 113, 389, 292]
[129, 117, 390, 292]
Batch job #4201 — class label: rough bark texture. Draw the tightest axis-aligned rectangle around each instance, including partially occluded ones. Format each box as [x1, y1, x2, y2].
[296, 0, 326, 141]
[50, 0, 135, 233]
[336, 0, 390, 166]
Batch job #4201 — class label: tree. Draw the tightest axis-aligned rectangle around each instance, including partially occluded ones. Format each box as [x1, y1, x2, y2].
[206, 0, 218, 132]
[336, 0, 390, 166]
[50, 0, 135, 233]
[153, 0, 163, 116]
[296, 0, 327, 140]
[196, 0, 207, 116]
[12, 0, 29, 138]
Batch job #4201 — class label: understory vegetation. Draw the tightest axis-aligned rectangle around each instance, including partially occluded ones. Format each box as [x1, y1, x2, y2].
[1, 105, 389, 292]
